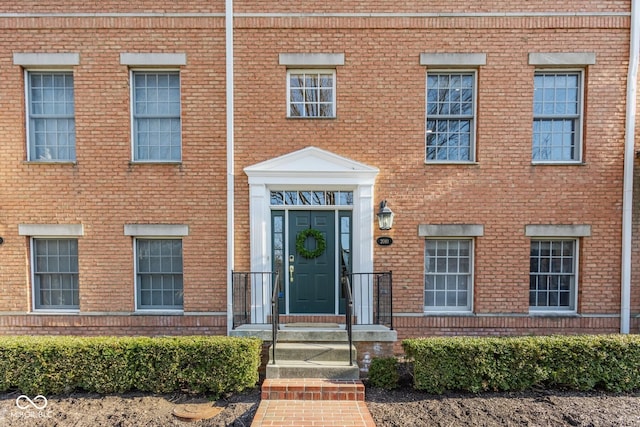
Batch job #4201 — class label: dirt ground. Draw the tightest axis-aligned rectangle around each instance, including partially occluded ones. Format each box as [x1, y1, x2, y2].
[2, 385, 640, 427]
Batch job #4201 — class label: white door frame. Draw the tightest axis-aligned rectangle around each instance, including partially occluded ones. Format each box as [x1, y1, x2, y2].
[244, 147, 379, 324]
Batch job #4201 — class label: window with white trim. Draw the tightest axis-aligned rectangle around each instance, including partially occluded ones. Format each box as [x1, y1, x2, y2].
[33, 238, 79, 309]
[27, 71, 76, 161]
[424, 239, 472, 311]
[132, 71, 181, 161]
[532, 71, 582, 162]
[426, 72, 475, 162]
[529, 239, 577, 311]
[287, 70, 335, 118]
[136, 238, 183, 310]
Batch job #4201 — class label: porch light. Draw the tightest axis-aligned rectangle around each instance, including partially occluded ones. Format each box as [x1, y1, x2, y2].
[377, 200, 394, 230]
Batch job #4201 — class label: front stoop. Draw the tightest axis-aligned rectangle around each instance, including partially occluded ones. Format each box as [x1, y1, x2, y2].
[266, 327, 360, 380]
[261, 378, 365, 401]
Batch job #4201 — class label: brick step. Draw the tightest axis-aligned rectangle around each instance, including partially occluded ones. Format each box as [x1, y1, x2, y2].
[261, 378, 365, 401]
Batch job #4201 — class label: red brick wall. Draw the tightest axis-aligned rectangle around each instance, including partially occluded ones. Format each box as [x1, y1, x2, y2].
[0, 2, 636, 338]
[0, 9, 229, 334]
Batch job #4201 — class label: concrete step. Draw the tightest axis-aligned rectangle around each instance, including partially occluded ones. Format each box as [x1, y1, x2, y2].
[275, 328, 348, 342]
[271, 342, 356, 362]
[261, 378, 365, 401]
[266, 360, 360, 380]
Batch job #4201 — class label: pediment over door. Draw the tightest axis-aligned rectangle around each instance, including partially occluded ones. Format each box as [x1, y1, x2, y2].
[244, 146, 379, 184]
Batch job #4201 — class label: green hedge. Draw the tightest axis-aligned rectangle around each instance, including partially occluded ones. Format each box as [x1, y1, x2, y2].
[368, 357, 399, 389]
[403, 335, 640, 394]
[0, 336, 261, 396]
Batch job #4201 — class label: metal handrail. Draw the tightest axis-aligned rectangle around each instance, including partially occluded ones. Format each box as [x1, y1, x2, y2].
[271, 268, 281, 365]
[340, 250, 354, 366]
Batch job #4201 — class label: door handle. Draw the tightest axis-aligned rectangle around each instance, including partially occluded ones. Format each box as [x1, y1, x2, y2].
[289, 265, 294, 283]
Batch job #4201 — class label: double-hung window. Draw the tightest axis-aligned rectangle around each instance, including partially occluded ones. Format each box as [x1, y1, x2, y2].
[426, 72, 476, 162]
[532, 71, 582, 162]
[131, 71, 181, 162]
[529, 239, 577, 312]
[424, 239, 472, 311]
[26, 71, 76, 161]
[287, 70, 335, 118]
[135, 238, 183, 310]
[33, 238, 79, 310]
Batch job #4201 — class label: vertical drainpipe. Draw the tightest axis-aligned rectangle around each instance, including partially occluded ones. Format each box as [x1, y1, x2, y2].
[621, 0, 639, 334]
[226, 0, 235, 335]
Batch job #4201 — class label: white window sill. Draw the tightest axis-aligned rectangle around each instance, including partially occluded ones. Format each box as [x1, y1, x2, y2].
[129, 161, 182, 165]
[424, 161, 479, 165]
[133, 310, 184, 315]
[23, 161, 77, 165]
[423, 310, 474, 316]
[531, 161, 585, 166]
[31, 309, 80, 314]
[528, 310, 578, 317]
[286, 116, 336, 120]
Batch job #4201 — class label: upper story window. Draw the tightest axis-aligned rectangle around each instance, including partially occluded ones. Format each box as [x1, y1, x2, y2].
[426, 71, 476, 162]
[532, 71, 582, 162]
[287, 70, 335, 118]
[14, 53, 79, 163]
[27, 71, 76, 161]
[528, 52, 595, 164]
[279, 53, 344, 120]
[131, 71, 182, 162]
[421, 53, 485, 164]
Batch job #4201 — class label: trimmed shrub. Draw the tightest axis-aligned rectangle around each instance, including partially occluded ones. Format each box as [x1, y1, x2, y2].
[403, 335, 640, 394]
[368, 357, 399, 389]
[0, 336, 261, 397]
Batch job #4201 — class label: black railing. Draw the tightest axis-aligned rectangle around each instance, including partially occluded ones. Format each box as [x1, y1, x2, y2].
[348, 271, 393, 329]
[271, 268, 281, 365]
[231, 269, 393, 331]
[340, 251, 354, 366]
[231, 271, 275, 328]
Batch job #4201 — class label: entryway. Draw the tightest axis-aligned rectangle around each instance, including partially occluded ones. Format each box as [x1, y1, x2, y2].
[242, 146, 380, 325]
[273, 209, 352, 315]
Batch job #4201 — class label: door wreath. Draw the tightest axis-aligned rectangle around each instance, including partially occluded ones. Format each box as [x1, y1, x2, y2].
[296, 228, 326, 259]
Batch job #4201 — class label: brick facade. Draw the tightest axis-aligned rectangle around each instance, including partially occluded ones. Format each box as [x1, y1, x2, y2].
[0, 2, 638, 340]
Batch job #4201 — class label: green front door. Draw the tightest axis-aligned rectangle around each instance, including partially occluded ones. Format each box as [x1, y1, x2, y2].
[289, 211, 335, 313]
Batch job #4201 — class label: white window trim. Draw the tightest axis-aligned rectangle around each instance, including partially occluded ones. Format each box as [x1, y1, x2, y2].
[129, 68, 183, 163]
[424, 69, 478, 163]
[23, 68, 76, 163]
[423, 237, 475, 314]
[29, 237, 80, 313]
[19, 224, 84, 237]
[286, 69, 337, 119]
[132, 237, 185, 313]
[124, 224, 189, 237]
[532, 68, 585, 164]
[528, 238, 579, 314]
[279, 53, 344, 67]
[120, 53, 187, 66]
[14, 53, 80, 67]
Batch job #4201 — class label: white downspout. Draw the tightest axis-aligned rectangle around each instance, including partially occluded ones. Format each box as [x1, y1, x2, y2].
[226, 0, 235, 334]
[621, 0, 639, 334]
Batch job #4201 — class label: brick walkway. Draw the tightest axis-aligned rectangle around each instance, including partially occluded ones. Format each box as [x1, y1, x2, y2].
[251, 379, 376, 427]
